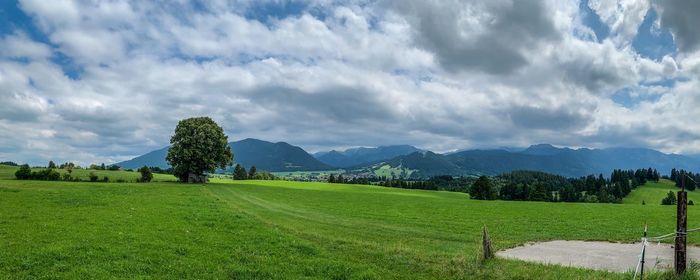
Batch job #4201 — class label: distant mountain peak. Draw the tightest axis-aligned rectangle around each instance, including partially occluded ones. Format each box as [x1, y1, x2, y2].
[522, 144, 563, 155]
[315, 145, 422, 168]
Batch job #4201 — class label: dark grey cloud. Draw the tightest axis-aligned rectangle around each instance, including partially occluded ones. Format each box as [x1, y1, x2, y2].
[560, 55, 632, 92]
[0, 93, 46, 122]
[656, 0, 700, 53]
[390, 0, 560, 74]
[247, 85, 398, 124]
[506, 105, 592, 130]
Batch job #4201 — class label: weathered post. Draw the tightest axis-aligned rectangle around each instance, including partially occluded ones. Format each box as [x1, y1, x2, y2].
[640, 224, 647, 280]
[675, 178, 687, 275]
[482, 225, 493, 260]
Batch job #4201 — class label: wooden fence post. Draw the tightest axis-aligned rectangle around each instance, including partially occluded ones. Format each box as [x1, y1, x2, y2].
[482, 225, 493, 260]
[675, 177, 687, 275]
[640, 224, 647, 280]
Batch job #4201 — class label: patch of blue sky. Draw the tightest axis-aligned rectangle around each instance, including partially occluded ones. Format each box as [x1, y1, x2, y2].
[0, 0, 83, 79]
[631, 8, 676, 61]
[610, 77, 686, 108]
[579, 0, 609, 42]
[611, 87, 662, 108]
[244, 1, 309, 25]
[640, 77, 688, 88]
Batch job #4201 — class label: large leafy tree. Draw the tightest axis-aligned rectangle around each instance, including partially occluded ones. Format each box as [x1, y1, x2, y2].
[166, 117, 233, 183]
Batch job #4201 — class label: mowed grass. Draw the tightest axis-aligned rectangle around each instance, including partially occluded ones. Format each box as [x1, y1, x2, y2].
[623, 179, 700, 205]
[0, 164, 176, 182]
[2, 174, 700, 278]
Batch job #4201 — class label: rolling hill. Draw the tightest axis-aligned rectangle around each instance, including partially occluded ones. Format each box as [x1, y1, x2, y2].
[117, 138, 331, 171]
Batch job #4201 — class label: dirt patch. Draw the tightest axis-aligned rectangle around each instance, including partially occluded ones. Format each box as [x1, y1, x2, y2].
[497, 240, 700, 272]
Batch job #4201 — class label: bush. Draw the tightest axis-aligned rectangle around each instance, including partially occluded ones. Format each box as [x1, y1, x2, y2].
[89, 172, 99, 182]
[689, 200, 695, 206]
[15, 164, 32, 180]
[62, 173, 72, 181]
[661, 191, 677, 205]
[469, 176, 497, 200]
[102, 176, 109, 182]
[138, 166, 153, 183]
[29, 169, 61, 181]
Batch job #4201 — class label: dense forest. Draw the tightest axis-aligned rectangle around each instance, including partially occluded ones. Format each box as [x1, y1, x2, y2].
[329, 168, 669, 203]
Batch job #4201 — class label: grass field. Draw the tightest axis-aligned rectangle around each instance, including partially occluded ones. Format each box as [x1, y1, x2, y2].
[2, 171, 700, 279]
[372, 164, 416, 178]
[271, 170, 345, 178]
[623, 179, 698, 205]
[0, 164, 176, 182]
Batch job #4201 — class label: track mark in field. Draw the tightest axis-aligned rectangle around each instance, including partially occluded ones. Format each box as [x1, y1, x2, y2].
[201, 185, 465, 256]
[216, 185, 462, 241]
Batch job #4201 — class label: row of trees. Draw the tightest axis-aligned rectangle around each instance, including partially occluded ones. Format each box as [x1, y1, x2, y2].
[493, 169, 660, 203]
[328, 174, 371, 185]
[15, 164, 153, 183]
[670, 169, 699, 190]
[365, 168, 662, 203]
[232, 164, 276, 180]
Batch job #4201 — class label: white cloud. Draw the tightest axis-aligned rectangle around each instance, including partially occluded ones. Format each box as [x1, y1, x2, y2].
[0, 0, 697, 166]
[0, 32, 52, 59]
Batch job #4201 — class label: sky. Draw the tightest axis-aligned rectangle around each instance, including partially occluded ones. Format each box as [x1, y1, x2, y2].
[1, 0, 700, 166]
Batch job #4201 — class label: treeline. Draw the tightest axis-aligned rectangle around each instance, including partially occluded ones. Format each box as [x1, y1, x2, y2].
[362, 168, 662, 204]
[232, 164, 277, 180]
[328, 174, 377, 185]
[14, 163, 153, 183]
[378, 179, 438, 190]
[670, 169, 699, 190]
[496, 169, 658, 203]
[326, 174, 476, 191]
[14, 164, 112, 182]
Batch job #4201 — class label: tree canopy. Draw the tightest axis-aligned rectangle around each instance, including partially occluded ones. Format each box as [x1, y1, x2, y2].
[233, 164, 248, 180]
[166, 117, 233, 183]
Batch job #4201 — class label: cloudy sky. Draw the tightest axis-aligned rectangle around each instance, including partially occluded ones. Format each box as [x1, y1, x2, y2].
[1, 0, 699, 165]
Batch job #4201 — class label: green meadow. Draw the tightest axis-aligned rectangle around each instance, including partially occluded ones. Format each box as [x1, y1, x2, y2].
[623, 179, 700, 205]
[0, 164, 176, 182]
[1, 166, 699, 279]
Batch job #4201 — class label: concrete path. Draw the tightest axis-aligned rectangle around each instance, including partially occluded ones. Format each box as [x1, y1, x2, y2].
[497, 240, 700, 272]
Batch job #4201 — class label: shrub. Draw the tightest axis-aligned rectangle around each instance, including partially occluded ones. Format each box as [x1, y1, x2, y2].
[62, 173, 72, 181]
[689, 200, 695, 206]
[469, 176, 497, 200]
[89, 172, 99, 182]
[15, 164, 32, 180]
[661, 191, 677, 205]
[642, 200, 646, 205]
[29, 169, 61, 181]
[138, 166, 153, 183]
[102, 176, 109, 182]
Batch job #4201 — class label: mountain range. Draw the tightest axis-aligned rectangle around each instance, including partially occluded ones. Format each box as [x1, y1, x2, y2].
[118, 139, 700, 178]
[359, 144, 700, 178]
[313, 145, 422, 168]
